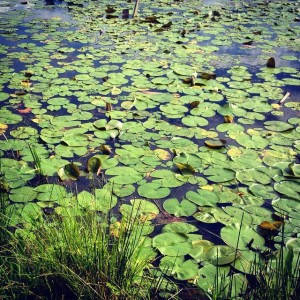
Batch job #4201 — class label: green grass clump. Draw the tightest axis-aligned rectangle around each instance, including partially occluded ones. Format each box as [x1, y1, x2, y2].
[245, 240, 300, 300]
[0, 206, 168, 299]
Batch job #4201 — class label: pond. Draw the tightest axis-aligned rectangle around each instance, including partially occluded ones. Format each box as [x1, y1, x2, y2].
[0, 0, 299, 298]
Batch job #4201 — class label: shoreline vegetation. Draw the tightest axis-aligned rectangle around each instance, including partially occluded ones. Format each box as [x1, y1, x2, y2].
[1, 180, 299, 299]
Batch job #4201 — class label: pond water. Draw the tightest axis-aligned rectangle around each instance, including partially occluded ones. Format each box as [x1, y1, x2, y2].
[0, 0, 299, 297]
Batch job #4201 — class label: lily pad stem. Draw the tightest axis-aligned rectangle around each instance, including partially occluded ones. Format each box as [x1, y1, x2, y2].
[132, 0, 140, 18]
[279, 92, 291, 105]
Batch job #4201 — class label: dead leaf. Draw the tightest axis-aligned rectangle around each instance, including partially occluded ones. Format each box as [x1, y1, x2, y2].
[17, 107, 32, 114]
[259, 221, 283, 231]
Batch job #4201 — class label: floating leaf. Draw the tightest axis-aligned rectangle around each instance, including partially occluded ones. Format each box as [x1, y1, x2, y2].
[152, 232, 191, 256]
[186, 189, 219, 206]
[190, 240, 214, 262]
[138, 182, 170, 199]
[198, 264, 230, 293]
[224, 115, 234, 123]
[221, 223, 265, 250]
[203, 167, 235, 183]
[94, 188, 117, 212]
[10, 126, 38, 139]
[264, 121, 294, 132]
[105, 166, 143, 184]
[259, 221, 282, 231]
[35, 184, 68, 202]
[58, 163, 80, 181]
[175, 162, 195, 175]
[9, 186, 37, 203]
[120, 199, 159, 221]
[100, 145, 112, 154]
[204, 245, 237, 265]
[274, 181, 300, 199]
[204, 139, 226, 149]
[159, 256, 198, 280]
[162, 222, 198, 234]
[163, 198, 197, 217]
[154, 148, 171, 160]
[0, 123, 8, 134]
[64, 163, 80, 180]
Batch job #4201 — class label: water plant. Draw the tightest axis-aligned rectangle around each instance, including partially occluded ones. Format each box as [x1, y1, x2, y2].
[0, 0, 299, 298]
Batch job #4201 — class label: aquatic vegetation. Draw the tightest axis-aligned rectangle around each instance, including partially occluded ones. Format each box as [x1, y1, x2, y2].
[0, 0, 299, 298]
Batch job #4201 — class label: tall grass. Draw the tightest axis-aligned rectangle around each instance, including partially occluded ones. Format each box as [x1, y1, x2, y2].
[0, 204, 168, 299]
[28, 144, 44, 176]
[245, 229, 300, 300]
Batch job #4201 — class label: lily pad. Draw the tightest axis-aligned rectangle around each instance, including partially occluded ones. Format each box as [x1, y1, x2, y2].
[9, 186, 37, 203]
[163, 198, 197, 217]
[186, 189, 219, 206]
[152, 232, 192, 256]
[138, 182, 171, 199]
[159, 256, 198, 280]
[221, 223, 265, 250]
[264, 121, 294, 132]
[274, 181, 300, 199]
[204, 245, 237, 265]
[120, 199, 159, 221]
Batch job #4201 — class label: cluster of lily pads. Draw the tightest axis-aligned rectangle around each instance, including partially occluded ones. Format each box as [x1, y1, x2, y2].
[0, 0, 299, 296]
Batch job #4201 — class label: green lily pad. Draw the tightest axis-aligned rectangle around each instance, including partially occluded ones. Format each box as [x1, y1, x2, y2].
[94, 188, 117, 212]
[61, 133, 89, 147]
[197, 264, 230, 294]
[35, 184, 69, 202]
[138, 182, 170, 199]
[120, 199, 159, 221]
[221, 223, 265, 250]
[186, 189, 219, 206]
[112, 184, 135, 198]
[264, 121, 294, 132]
[9, 186, 37, 203]
[204, 139, 226, 149]
[163, 198, 197, 217]
[203, 167, 235, 183]
[153, 232, 192, 256]
[105, 166, 143, 184]
[274, 181, 300, 199]
[236, 168, 272, 185]
[162, 222, 198, 234]
[10, 126, 38, 139]
[159, 256, 198, 280]
[204, 245, 237, 265]
[190, 240, 214, 262]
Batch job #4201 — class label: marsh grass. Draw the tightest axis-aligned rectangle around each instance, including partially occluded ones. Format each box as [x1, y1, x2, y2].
[0, 201, 172, 299]
[244, 228, 300, 300]
[28, 144, 44, 176]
